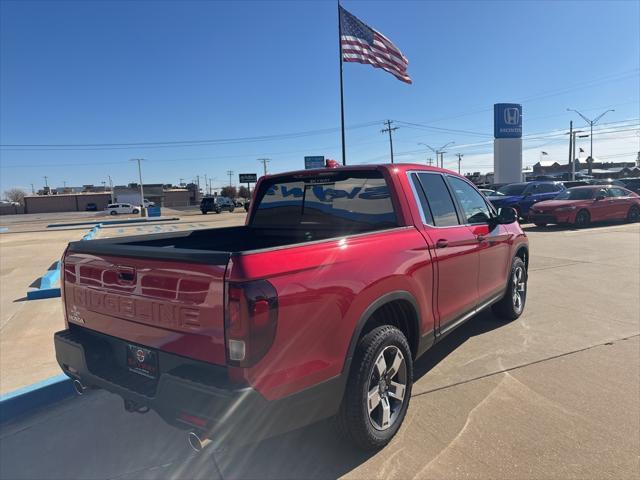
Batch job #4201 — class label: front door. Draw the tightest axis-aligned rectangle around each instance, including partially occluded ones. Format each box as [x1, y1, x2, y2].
[446, 176, 512, 303]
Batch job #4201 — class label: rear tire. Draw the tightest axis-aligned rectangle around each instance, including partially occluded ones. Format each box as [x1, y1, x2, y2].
[132, 209, 139, 214]
[201, 210, 207, 215]
[110, 211, 117, 216]
[336, 325, 413, 450]
[627, 205, 640, 223]
[574, 209, 590, 228]
[492, 256, 527, 321]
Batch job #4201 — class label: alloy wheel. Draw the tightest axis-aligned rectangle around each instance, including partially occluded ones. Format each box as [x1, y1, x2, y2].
[512, 265, 526, 314]
[367, 345, 407, 431]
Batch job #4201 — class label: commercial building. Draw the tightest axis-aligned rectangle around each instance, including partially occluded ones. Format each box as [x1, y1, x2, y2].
[23, 193, 112, 214]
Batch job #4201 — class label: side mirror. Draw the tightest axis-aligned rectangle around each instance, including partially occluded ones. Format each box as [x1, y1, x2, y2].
[497, 207, 518, 224]
[595, 195, 605, 201]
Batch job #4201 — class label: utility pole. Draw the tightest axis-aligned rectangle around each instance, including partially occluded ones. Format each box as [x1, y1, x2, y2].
[204, 174, 209, 195]
[43, 176, 48, 188]
[209, 178, 213, 195]
[427, 158, 433, 166]
[257, 158, 270, 176]
[381, 120, 398, 163]
[130, 158, 145, 214]
[30, 184, 35, 194]
[227, 170, 234, 187]
[456, 154, 463, 174]
[196, 175, 201, 198]
[567, 108, 615, 175]
[108, 175, 114, 203]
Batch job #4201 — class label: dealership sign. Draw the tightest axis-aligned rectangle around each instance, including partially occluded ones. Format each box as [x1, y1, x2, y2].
[239, 173, 258, 183]
[494, 103, 522, 138]
[304, 156, 325, 169]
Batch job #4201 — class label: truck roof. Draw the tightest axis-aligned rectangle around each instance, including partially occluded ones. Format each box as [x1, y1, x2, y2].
[261, 163, 458, 179]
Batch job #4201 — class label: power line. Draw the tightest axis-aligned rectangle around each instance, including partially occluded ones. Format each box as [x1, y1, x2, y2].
[0, 121, 384, 151]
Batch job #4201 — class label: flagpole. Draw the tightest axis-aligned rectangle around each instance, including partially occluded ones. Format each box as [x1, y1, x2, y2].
[338, 1, 346, 165]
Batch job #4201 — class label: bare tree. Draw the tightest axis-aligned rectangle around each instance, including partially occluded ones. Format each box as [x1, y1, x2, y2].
[3, 188, 27, 204]
[220, 186, 237, 199]
[238, 186, 250, 199]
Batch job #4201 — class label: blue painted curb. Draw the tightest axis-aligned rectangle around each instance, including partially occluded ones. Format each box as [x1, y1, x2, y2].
[27, 287, 61, 300]
[0, 227, 8, 233]
[0, 374, 75, 423]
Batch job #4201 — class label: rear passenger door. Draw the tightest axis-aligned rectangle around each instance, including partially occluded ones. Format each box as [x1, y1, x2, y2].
[411, 172, 479, 331]
[607, 188, 633, 218]
[446, 176, 512, 303]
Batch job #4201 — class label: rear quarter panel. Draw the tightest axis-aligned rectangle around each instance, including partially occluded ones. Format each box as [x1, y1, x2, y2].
[228, 227, 434, 400]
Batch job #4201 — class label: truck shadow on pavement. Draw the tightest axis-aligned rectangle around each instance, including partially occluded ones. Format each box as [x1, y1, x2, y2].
[0, 311, 504, 480]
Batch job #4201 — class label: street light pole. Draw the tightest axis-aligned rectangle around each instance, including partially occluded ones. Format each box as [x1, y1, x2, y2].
[422, 142, 455, 169]
[566, 108, 615, 175]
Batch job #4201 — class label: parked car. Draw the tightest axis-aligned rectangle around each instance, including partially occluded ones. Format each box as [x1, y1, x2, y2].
[106, 203, 140, 215]
[200, 196, 235, 214]
[618, 177, 640, 194]
[55, 164, 528, 451]
[529, 186, 640, 227]
[561, 181, 589, 189]
[583, 178, 625, 187]
[143, 199, 156, 208]
[85, 203, 98, 211]
[487, 181, 566, 219]
[479, 188, 500, 196]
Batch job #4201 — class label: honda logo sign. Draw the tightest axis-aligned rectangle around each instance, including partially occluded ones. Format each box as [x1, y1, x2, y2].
[494, 104, 522, 138]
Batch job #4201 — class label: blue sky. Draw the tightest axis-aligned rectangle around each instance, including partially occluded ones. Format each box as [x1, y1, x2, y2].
[1, 0, 638, 193]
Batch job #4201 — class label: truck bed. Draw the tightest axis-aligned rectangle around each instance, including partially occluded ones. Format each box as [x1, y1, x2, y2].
[67, 225, 367, 263]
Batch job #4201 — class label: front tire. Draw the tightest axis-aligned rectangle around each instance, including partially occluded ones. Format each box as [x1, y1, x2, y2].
[492, 256, 527, 321]
[627, 205, 639, 223]
[110, 210, 117, 216]
[336, 325, 412, 450]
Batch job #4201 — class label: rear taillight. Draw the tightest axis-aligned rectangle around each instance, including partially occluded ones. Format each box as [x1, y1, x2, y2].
[225, 280, 278, 367]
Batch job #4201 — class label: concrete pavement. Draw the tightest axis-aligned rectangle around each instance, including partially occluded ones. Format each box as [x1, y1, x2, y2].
[0, 211, 247, 394]
[0, 221, 638, 479]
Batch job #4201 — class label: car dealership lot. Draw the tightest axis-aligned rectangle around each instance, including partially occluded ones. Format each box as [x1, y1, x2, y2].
[0, 219, 638, 479]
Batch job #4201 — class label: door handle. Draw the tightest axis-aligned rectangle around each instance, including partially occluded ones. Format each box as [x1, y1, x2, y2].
[435, 239, 448, 249]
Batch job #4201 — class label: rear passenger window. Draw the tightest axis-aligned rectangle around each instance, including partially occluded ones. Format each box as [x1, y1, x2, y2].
[608, 188, 628, 197]
[447, 176, 492, 224]
[410, 174, 434, 225]
[415, 173, 460, 227]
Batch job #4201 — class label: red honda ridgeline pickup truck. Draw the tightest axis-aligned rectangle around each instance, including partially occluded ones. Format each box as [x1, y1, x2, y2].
[55, 164, 528, 450]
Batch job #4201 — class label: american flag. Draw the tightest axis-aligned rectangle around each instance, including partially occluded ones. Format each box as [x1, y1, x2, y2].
[339, 6, 412, 84]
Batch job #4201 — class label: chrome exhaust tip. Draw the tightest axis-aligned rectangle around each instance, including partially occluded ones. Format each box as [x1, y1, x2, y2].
[188, 431, 212, 453]
[72, 379, 86, 395]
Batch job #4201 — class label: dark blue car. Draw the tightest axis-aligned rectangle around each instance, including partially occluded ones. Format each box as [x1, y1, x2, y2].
[487, 181, 566, 219]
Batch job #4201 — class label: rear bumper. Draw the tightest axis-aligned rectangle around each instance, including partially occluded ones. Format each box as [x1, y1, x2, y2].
[54, 327, 344, 445]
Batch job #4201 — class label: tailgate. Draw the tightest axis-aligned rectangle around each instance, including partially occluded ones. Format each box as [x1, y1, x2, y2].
[62, 251, 228, 365]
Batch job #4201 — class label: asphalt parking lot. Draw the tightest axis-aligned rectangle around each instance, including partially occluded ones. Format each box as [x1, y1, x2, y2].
[0, 219, 638, 479]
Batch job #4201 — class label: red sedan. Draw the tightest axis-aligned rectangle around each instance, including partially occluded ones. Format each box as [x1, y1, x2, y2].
[529, 185, 640, 227]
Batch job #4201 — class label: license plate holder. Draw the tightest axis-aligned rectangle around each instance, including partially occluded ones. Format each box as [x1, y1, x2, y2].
[126, 344, 158, 379]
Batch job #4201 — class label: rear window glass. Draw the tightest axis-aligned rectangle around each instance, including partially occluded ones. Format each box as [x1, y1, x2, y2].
[251, 171, 398, 231]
